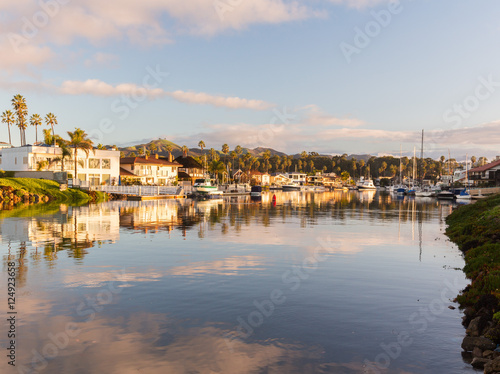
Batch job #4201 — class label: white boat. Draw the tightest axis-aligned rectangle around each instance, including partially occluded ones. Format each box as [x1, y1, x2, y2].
[358, 179, 377, 190]
[437, 190, 456, 200]
[193, 178, 218, 194]
[282, 183, 302, 191]
[250, 186, 262, 197]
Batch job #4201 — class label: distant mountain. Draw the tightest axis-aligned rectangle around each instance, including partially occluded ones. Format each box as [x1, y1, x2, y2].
[116, 139, 288, 158]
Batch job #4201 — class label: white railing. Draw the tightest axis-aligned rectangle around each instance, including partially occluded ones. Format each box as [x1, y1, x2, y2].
[90, 185, 182, 196]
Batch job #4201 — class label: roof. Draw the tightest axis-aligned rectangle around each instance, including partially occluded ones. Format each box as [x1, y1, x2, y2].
[177, 171, 192, 180]
[174, 156, 202, 169]
[120, 167, 138, 177]
[121, 156, 181, 167]
[469, 159, 500, 173]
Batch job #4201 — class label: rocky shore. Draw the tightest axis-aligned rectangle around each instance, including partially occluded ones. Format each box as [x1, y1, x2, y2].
[446, 194, 500, 373]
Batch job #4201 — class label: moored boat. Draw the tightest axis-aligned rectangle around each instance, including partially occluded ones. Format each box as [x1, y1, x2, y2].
[193, 178, 218, 194]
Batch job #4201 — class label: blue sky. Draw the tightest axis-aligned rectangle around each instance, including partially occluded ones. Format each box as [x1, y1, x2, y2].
[1, 0, 500, 160]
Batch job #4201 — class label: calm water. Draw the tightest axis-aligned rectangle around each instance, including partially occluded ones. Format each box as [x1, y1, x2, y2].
[1, 191, 476, 374]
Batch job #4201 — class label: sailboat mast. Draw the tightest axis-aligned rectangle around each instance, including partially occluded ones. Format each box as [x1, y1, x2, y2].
[420, 130, 424, 183]
[413, 146, 416, 187]
[399, 145, 402, 184]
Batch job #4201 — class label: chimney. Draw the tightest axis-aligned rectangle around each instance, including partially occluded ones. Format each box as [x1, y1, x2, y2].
[145, 155, 148, 160]
[169, 153, 173, 162]
[155, 154, 159, 159]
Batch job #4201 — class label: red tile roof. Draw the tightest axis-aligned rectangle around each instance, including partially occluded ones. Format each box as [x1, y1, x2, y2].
[469, 159, 500, 173]
[120, 156, 181, 166]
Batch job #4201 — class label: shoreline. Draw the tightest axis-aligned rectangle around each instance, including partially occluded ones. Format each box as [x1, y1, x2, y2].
[0, 177, 107, 208]
[445, 194, 500, 372]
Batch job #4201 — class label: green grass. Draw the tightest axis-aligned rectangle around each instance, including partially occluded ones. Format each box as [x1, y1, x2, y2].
[0, 178, 104, 203]
[446, 194, 500, 306]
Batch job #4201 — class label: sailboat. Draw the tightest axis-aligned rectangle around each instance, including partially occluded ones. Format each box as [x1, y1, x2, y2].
[393, 145, 407, 195]
[457, 154, 472, 200]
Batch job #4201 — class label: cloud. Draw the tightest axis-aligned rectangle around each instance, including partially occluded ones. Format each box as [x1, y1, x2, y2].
[0, 0, 323, 72]
[58, 78, 274, 110]
[327, 0, 393, 9]
[300, 104, 365, 128]
[166, 90, 274, 110]
[84, 52, 119, 68]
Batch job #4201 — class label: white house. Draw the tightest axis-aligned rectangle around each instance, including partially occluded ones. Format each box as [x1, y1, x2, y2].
[286, 172, 307, 185]
[0, 145, 121, 186]
[120, 155, 180, 185]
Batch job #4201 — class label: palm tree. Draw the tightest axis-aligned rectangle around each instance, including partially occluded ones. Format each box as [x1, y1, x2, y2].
[67, 128, 94, 185]
[222, 144, 229, 169]
[230, 151, 237, 173]
[45, 113, 57, 146]
[263, 150, 271, 173]
[209, 148, 218, 162]
[182, 145, 189, 157]
[48, 137, 71, 172]
[1, 110, 15, 145]
[471, 155, 477, 167]
[42, 129, 54, 145]
[30, 114, 43, 144]
[209, 160, 225, 183]
[11, 94, 28, 146]
[198, 140, 206, 171]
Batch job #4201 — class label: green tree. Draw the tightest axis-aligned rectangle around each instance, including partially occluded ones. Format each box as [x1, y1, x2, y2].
[182, 145, 189, 157]
[149, 142, 157, 154]
[263, 149, 271, 173]
[1, 110, 15, 145]
[198, 140, 206, 171]
[166, 144, 173, 160]
[471, 155, 477, 166]
[137, 147, 144, 155]
[45, 112, 57, 146]
[67, 128, 94, 184]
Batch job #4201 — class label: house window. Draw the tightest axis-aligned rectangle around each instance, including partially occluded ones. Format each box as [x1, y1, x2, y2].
[23, 157, 28, 164]
[89, 158, 100, 169]
[102, 159, 110, 169]
[102, 174, 110, 184]
[77, 174, 87, 181]
[89, 174, 100, 186]
[15, 157, 17, 165]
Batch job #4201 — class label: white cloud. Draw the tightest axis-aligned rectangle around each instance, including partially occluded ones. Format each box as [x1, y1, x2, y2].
[84, 52, 119, 68]
[0, 0, 324, 73]
[300, 104, 365, 127]
[327, 0, 393, 9]
[57, 78, 274, 110]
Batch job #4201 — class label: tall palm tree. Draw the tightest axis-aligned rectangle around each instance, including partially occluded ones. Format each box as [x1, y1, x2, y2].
[263, 150, 271, 173]
[209, 148, 218, 162]
[48, 137, 71, 172]
[1, 110, 15, 145]
[198, 140, 206, 172]
[67, 128, 94, 185]
[230, 151, 237, 171]
[45, 113, 57, 146]
[11, 94, 28, 146]
[30, 113, 42, 144]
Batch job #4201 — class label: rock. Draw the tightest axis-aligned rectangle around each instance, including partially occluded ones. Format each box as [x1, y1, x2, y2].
[467, 317, 483, 337]
[484, 350, 496, 359]
[472, 357, 491, 369]
[448, 305, 456, 310]
[473, 346, 483, 358]
[462, 336, 497, 352]
[485, 356, 500, 374]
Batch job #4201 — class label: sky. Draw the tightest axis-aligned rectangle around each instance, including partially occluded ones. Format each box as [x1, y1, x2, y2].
[1, 0, 500, 160]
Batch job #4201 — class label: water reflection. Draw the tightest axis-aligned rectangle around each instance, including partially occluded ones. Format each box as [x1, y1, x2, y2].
[1, 192, 462, 282]
[0, 191, 470, 373]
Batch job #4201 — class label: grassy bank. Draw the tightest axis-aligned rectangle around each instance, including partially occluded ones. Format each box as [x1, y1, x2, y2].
[0, 178, 107, 205]
[445, 194, 500, 306]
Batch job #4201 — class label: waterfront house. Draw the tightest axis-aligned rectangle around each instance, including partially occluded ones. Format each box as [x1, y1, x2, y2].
[120, 155, 180, 185]
[307, 172, 324, 185]
[286, 172, 307, 185]
[174, 155, 204, 184]
[248, 171, 270, 185]
[468, 157, 500, 186]
[270, 173, 292, 186]
[0, 145, 120, 186]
